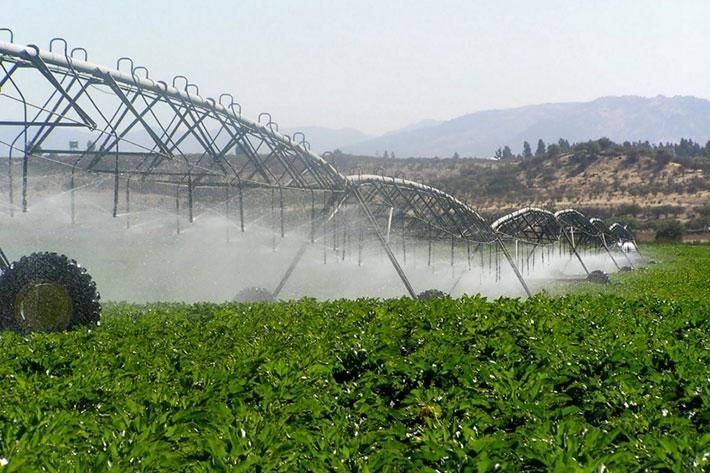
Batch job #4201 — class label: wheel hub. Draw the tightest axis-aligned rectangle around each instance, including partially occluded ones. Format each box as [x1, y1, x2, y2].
[15, 281, 73, 332]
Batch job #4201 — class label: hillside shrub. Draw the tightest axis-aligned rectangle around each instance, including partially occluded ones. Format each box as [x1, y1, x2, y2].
[655, 220, 684, 241]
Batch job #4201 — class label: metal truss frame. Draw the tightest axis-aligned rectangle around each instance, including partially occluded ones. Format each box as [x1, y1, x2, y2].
[346, 174, 498, 243]
[341, 175, 531, 297]
[609, 223, 640, 253]
[491, 207, 591, 275]
[555, 209, 617, 271]
[491, 207, 561, 244]
[554, 209, 602, 248]
[590, 217, 628, 269]
[0, 37, 347, 215]
[491, 207, 589, 274]
[273, 175, 532, 298]
[0, 31, 638, 300]
[591, 218, 635, 268]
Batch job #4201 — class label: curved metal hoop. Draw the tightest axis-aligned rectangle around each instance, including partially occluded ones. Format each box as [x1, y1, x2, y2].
[217, 93, 242, 117]
[292, 132, 306, 145]
[258, 112, 272, 125]
[116, 57, 134, 73]
[219, 93, 234, 108]
[49, 37, 68, 55]
[131, 65, 150, 80]
[70, 47, 88, 61]
[172, 74, 189, 90]
[0, 28, 14, 43]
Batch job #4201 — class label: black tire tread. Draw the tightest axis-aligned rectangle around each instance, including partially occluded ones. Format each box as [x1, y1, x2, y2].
[0, 252, 100, 333]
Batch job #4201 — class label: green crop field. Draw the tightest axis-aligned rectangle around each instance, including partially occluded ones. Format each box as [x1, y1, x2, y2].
[551, 244, 710, 300]
[0, 244, 708, 471]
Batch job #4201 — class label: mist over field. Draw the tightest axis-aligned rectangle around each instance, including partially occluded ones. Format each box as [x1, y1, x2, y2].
[0, 190, 632, 303]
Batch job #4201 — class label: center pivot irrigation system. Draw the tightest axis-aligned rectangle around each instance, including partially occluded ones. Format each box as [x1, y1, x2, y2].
[0, 31, 640, 332]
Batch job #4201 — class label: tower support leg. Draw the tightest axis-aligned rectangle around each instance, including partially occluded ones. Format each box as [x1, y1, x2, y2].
[560, 230, 589, 275]
[497, 239, 532, 297]
[352, 187, 416, 298]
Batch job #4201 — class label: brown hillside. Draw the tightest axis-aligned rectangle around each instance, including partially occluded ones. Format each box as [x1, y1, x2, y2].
[332, 151, 710, 232]
[6, 147, 709, 234]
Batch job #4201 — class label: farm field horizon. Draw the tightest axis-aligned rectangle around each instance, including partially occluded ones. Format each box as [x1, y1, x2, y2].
[0, 243, 707, 471]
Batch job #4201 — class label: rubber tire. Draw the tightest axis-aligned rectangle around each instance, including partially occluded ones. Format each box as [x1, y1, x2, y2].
[586, 270, 609, 284]
[233, 287, 275, 303]
[0, 252, 100, 334]
[417, 289, 448, 301]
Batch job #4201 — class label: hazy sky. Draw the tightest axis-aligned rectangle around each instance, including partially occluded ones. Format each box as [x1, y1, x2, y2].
[5, 1, 710, 135]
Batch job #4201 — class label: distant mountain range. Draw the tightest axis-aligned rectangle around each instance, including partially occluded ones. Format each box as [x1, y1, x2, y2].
[382, 119, 443, 136]
[281, 120, 444, 154]
[281, 127, 373, 154]
[325, 95, 710, 158]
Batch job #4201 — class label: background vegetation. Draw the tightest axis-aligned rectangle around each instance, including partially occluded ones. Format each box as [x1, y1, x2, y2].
[332, 138, 710, 237]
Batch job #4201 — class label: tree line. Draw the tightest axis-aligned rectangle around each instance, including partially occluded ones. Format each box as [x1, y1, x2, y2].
[491, 137, 710, 161]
